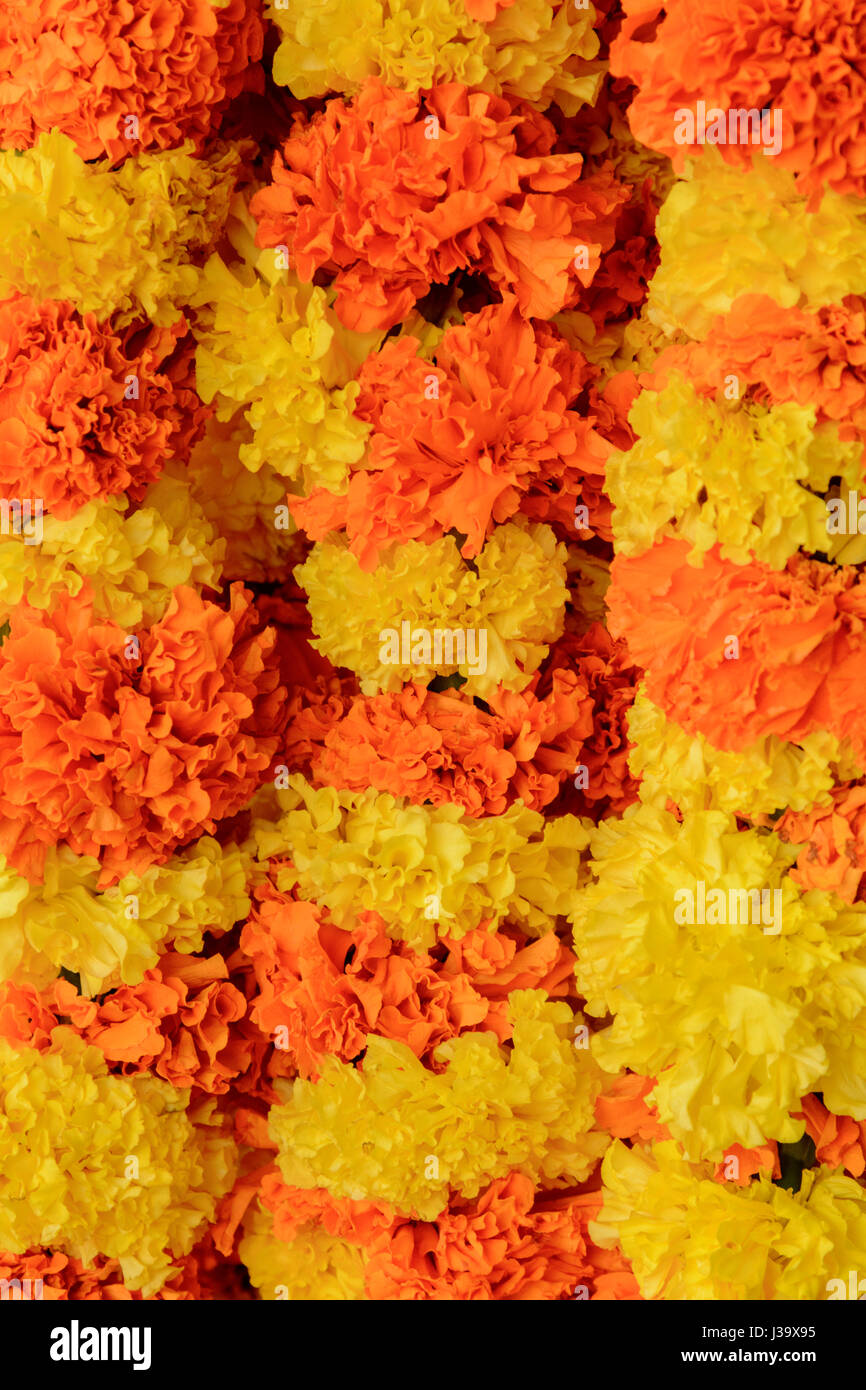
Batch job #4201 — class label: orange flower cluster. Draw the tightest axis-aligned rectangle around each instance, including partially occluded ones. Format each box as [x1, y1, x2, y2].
[611, 0, 866, 200]
[259, 1169, 639, 1301]
[0, 585, 286, 883]
[641, 294, 866, 447]
[241, 881, 576, 1080]
[292, 297, 612, 564]
[0, 0, 265, 162]
[0, 295, 206, 515]
[608, 538, 866, 758]
[251, 78, 627, 332]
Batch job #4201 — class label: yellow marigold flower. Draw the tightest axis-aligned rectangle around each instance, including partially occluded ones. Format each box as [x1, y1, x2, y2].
[628, 686, 854, 818]
[191, 241, 373, 491]
[252, 775, 590, 951]
[240, 1203, 367, 1301]
[296, 521, 568, 697]
[608, 375, 862, 569]
[0, 472, 224, 628]
[268, 990, 606, 1219]
[571, 804, 866, 1158]
[0, 1038, 237, 1295]
[267, 0, 603, 114]
[186, 414, 301, 583]
[592, 1140, 866, 1301]
[0, 133, 241, 325]
[0, 838, 251, 994]
[648, 152, 866, 339]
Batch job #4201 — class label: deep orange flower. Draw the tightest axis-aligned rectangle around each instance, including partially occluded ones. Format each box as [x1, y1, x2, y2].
[539, 622, 641, 819]
[251, 79, 627, 332]
[608, 538, 866, 759]
[240, 882, 576, 1080]
[797, 1094, 866, 1178]
[283, 669, 594, 818]
[291, 297, 611, 565]
[594, 1072, 671, 1143]
[611, 0, 866, 201]
[713, 1143, 780, 1186]
[0, 584, 286, 884]
[0, 0, 264, 163]
[0, 295, 207, 516]
[642, 294, 866, 450]
[778, 785, 866, 902]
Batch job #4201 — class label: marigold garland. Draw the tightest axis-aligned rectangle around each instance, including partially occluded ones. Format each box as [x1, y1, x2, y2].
[6, 0, 866, 1308]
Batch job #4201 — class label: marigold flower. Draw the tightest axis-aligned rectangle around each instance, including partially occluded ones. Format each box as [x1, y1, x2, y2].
[266, 0, 602, 113]
[646, 153, 866, 339]
[797, 1094, 866, 1178]
[608, 374, 861, 569]
[0, 584, 285, 885]
[608, 538, 866, 763]
[0, 0, 264, 163]
[251, 80, 626, 332]
[296, 520, 568, 697]
[252, 774, 591, 950]
[0, 472, 225, 630]
[572, 805, 866, 1156]
[0, 1035, 237, 1295]
[611, 0, 866, 201]
[593, 1140, 866, 1300]
[0, 133, 242, 325]
[268, 991, 606, 1218]
[292, 297, 611, 564]
[283, 671, 594, 818]
[240, 880, 576, 1077]
[0, 296, 207, 517]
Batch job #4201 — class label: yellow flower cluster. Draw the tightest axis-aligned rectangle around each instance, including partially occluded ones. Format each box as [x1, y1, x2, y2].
[0, 1037, 237, 1295]
[266, 0, 603, 113]
[0, 473, 225, 628]
[186, 416, 300, 583]
[296, 520, 569, 696]
[646, 152, 866, 339]
[592, 1141, 866, 1300]
[608, 375, 863, 569]
[269, 990, 606, 1219]
[252, 775, 590, 950]
[0, 838, 251, 993]
[571, 804, 866, 1157]
[239, 1204, 367, 1301]
[191, 233, 374, 490]
[0, 133, 242, 324]
[627, 686, 857, 818]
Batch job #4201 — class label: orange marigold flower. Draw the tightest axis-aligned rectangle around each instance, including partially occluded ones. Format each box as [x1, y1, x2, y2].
[283, 669, 594, 817]
[540, 622, 641, 819]
[713, 1143, 780, 1186]
[291, 297, 611, 565]
[594, 1073, 671, 1143]
[607, 538, 866, 759]
[0, 584, 286, 884]
[778, 784, 866, 902]
[260, 1170, 394, 1247]
[362, 1175, 632, 1300]
[610, 0, 866, 201]
[642, 294, 866, 449]
[251, 78, 626, 332]
[0, 295, 207, 517]
[796, 1094, 866, 1178]
[240, 882, 576, 1079]
[0, 0, 264, 163]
